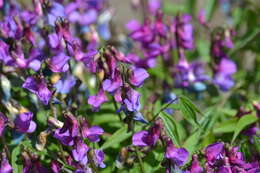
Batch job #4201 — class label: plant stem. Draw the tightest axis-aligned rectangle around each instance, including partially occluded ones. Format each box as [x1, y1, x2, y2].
[149, 97, 179, 123]
[135, 147, 146, 173]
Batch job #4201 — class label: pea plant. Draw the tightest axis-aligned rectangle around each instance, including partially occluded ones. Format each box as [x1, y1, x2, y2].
[0, 0, 259, 173]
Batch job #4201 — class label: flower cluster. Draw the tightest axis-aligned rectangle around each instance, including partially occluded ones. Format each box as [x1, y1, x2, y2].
[211, 29, 237, 91]
[51, 114, 105, 172]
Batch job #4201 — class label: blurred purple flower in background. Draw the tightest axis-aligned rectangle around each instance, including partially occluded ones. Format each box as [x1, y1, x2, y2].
[54, 75, 76, 94]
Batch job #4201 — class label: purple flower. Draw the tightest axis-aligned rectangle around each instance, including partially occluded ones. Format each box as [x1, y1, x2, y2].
[198, 9, 207, 26]
[148, 0, 161, 15]
[88, 89, 108, 110]
[72, 138, 89, 165]
[213, 58, 236, 91]
[189, 155, 203, 173]
[14, 112, 36, 133]
[173, 14, 194, 50]
[126, 20, 141, 32]
[217, 58, 237, 76]
[0, 40, 13, 65]
[123, 88, 141, 112]
[0, 155, 13, 173]
[54, 129, 74, 146]
[0, 113, 8, 136]
[165, 141, 189, 167]
[48, 33, 61, 49]
[93, 149, 106, 168]
[174, 58, 209, 89]
[205, 142, 224, 164]
[54, 113, 79, 146]
[22, 76, 52, 105]
[102, 70, 123, 92]
[80, 118, 104, 142]
[49, 53, 70, 73]
[132, 123, 161, 146]
[132, 131, 150, 147]
[51, 160, 62, 173]
[129, 68, 149, 87]
[47, 2, 65, 26]
[82, 125, 104, 143]
[54, 75, 76, 94]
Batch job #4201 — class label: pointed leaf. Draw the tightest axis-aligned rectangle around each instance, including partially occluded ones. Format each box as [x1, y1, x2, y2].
[101, 126, 131, 149]
[231, 114, 258, 143]
[179, 96, 200, 126]
[160, 112, 181, 147]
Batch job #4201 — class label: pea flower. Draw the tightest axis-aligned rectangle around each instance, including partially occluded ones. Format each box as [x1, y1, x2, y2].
[88, 89, 108, 111]
[81, 119, 104, 142]
[132, 122, 161, 146]
[14, 112, 36, 133]
[54, 75, 76, 94]
[129, 67, 149, 87]
[49, 53, 70, 73]
[54, 113, 79, 146]
[165, 140, 189, 167]
[93, 149, 106, 168]
[72, 138, 89, 165]
[124, 88, 141, 112]
[213, 58, 236, 91]
[205, 142, 224, 164]
[22, 76, 52, 105]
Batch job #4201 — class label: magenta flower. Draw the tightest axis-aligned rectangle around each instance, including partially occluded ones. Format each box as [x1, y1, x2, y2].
[205, 142, 224, 164]
[22, 76, 52, 105]
[0, 155, 13, 173]
[14, 112, 36, 133]
[189, 155, 203, 173]
[172, 14, 194, 50]
[0, 113, 8, 136]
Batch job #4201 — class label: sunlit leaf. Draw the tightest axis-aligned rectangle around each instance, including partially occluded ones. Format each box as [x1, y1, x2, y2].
[160, 112, 181, 147]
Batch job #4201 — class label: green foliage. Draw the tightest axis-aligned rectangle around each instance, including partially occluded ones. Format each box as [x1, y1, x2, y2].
[160, 112, 181, 147]
[231, 114, 258, 143]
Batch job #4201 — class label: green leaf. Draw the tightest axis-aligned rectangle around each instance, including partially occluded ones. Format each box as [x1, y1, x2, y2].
[11, 145, 23, 173]
[229, 28, 260, 55]
[185, 0, 196, 15]
[231, 114, 258, 143]
[205, 0, 217, 21]
[253, 136, 260, 154]
[183, 129, 201, 154]
[160, 112, 181, 147]
[179, 96, 200, 126]
[213, 119, 237, 133]
[101, 126, 131, 149]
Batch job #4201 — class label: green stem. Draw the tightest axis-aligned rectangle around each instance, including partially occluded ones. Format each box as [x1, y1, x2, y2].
[135, 147, 145, 173]
[149, 97, 179, 123]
